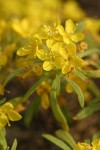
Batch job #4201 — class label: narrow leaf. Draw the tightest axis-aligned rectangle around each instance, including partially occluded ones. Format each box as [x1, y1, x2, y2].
[42, 134, 71, 150]
[56, 130, 76, 148]
[63, 76, 84, 108]
[77, 49, 100, 58]
[50, 76, 69, 130]
[0, 128, 8, 150]
[79, 69, 100, 78]
[75, 97, 100, 119]
[3, 69, 25, 87]
[24, 97, 41, 126]
[75, 21, 85, 32]
[11, 139, 17, 150]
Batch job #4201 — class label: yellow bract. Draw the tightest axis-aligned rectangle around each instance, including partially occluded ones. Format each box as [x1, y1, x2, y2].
[0, 102, 22, 128]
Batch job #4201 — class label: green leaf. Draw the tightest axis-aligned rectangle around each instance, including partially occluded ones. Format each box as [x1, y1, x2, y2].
[63, 76, 84, 108]
[50, 76, 69, 130]
[42, 134, 71, 150]
[56, 130, 76, 148]
[75, 70, 87, 80]
[11, 139, 17, 150]
[79, 69, 100, 78]
[0, 98, 6, 105]
[3, 69, 25, 87]
[24, 97, 41, 126]
[88, 81, 100, 96]
[75, 97, 100, 119]
[75, 21, 85, 32]
[77, 49, 100, 58]
[9, 97, 22, 105]
[92, 132, 100, 141]
[0, 128, 8, 150]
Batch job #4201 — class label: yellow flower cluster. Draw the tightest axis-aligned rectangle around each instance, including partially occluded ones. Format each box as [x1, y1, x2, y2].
[17, 19, 85, 74]
[74, 138, 100, 150]
[36, 81, 51, 109]
[0, 102, 22, 128]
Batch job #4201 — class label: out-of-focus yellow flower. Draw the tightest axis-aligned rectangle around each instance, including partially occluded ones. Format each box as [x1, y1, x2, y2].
[0, 53, 8, 67]
[92, 138, 100, 150]
[0, 102, 22, 128]
[0, 85, 4, 95]
[36, 81, 51, 109]
[11, 18, 32, 38]
[63, 0, 86, 21]
[32, 63, 43, 76]
[74, 142, 92, 150]
[41, 93, 50, 109]
[84, 18, 100, 34]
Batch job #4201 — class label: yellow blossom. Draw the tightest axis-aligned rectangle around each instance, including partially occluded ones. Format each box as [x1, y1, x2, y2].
[92, 138, 100, 150]
[41, 93, 50, 109]
[84, 18, 100, 34]
[74, 142, 92, 150]
[0, 53, 8, 67]
[57, 19, 84, 44]
[63, 0, 86, 21]
[0, 102, 22, 128]
[17, 36, 42, 64]
[0, 85, 4, 95]
[36, 81, 50, 109]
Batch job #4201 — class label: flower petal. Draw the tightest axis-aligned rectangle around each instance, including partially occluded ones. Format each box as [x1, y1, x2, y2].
[71, 33, 84, 42]
[2, 102, 14, 111]
[54, 56, 65, 69]
[0, 113, 8, 127]
[37, 49, 49, 60]
[7, 110, 22, 121]
[65, 19, 76, 33]
[43, 61, 53, 71]
[17, 47, 31, 56]
[57, 25, 65, 35]
[67, 43, 76, 56]
[46, 39, 54, 49]
[59, 48, 68, 60]
[62, 62, 70, 74]
[74, 57, 84, 67]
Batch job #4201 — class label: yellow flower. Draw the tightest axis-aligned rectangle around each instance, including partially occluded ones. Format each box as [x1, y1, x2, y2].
[0, 85, 4, 95]
[0, 53, 7, 67]
[17, 34, 41, 57]
[57, 19, 84, 44]
[74, 142, 92, 150]
[36, 81, 51, 109]
[41, 93, 50, 109]
[63, 0, 86, 21]
[0, 102, 22, 128]
[85, 18, 100, 34]
[92, 138, 100, 150]
[37, 41, 65, 71]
